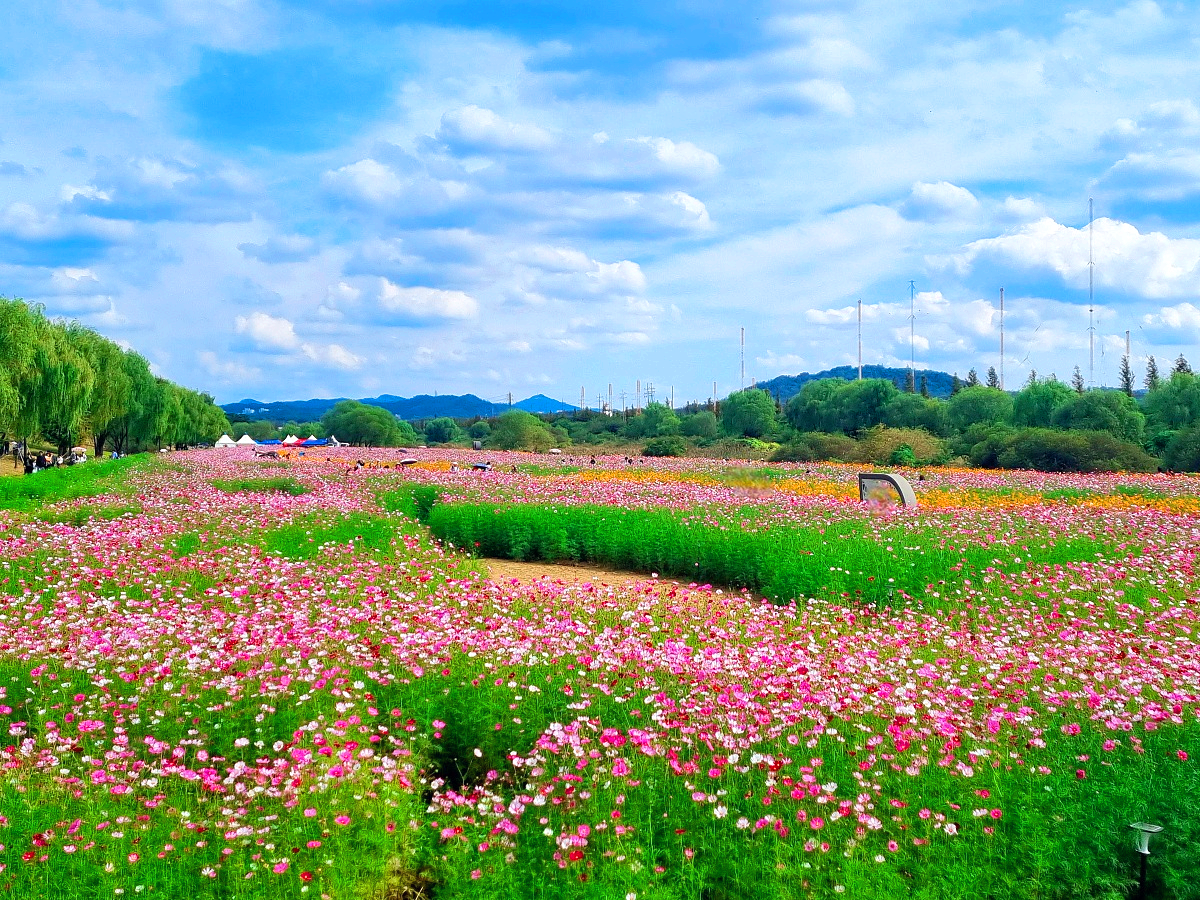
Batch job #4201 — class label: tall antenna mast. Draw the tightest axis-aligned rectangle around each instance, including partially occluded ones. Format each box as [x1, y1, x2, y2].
[909, 281, 916, 389]
[740, 327, 745, 390]
[999, 287, 1005, 390]
[857, 298, 863, 380]
[1088, 198, 1095, 388]
[1126, 329, 1131, 359]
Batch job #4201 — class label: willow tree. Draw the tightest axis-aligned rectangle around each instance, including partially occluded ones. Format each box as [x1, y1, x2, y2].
[174, 389, 229, 447]
[109, 351, 157, 454]
[37, 321, 98, 454]
[133, 378, 172, 450]
[70, 324, 132, 457]
[0, 297, 39, 445]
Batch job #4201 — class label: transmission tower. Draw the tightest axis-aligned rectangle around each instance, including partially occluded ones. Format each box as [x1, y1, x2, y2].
[999, 287, 1005, 391]
[1088, 198, 1095, 388]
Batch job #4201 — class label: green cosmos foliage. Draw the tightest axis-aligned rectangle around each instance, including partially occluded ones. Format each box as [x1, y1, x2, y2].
[412, 500, 1105, 606]
[0, 455, 147, 510]
[3, 453, 1200, 899]
[210, 477, 312, 497]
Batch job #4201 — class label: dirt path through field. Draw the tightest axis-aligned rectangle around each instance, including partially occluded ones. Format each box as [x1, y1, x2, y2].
[0, 455, 21, 477]
[480, 559, 760, 602]
[483, 558, 676, 590]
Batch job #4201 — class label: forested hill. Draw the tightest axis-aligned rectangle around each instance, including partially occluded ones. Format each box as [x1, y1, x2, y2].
[225, 392, 580, 423]
[757, 366, 958, 402]
[226, 373, 961, 423]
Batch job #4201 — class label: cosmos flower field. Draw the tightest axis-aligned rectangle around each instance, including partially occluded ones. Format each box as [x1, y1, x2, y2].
[2, 451, 1198, 899]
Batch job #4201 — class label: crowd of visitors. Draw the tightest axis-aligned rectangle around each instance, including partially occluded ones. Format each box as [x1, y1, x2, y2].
[5, 441, 91, 474]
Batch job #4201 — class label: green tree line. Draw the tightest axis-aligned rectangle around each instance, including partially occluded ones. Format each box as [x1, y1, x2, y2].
[1, 297, 229, 457]
[314, 360, 1200, 473]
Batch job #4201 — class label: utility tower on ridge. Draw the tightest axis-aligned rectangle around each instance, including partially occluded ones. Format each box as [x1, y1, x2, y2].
[1088, 198, 1096, 388]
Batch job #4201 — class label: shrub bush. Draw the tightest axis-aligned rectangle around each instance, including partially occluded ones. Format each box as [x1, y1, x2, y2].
[857, 426, 945, 465]
[772, 432, 860, 463]
[970, 427, 1157, 472]
[643, 436, 688, 457]
[1163, 423, 1200, 472]
[888, 444, 917, 466]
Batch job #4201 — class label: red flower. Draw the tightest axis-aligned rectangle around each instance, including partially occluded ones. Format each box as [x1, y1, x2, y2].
[1178, 750, 1189, 761]
[1075, 769, 1086, 779]
[300, 871, 313, 882]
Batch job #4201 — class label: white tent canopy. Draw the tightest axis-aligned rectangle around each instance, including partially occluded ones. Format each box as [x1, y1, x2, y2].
[282, 434, 300, 445]
[215, 434, 236, 448]
[235, 434, 257, 446]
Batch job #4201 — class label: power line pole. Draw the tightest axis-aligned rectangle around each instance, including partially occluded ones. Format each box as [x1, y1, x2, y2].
[909, 281, 916, 389]
[857, 298, 863, 380]
[636, 380, 641, 412]
[999, 287, 1005, 391]
[740, 327, 745, 391]
[1089, 198, 1095, 389]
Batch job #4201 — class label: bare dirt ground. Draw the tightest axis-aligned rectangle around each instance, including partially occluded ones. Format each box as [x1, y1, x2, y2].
[0, 455, 20, 477]
[479, 558, 759, 601]
[483, 558, 668, 590]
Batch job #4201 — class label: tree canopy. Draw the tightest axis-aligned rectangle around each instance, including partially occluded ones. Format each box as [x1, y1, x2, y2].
[321, 401, 406, 447]
[486, 410, 555, 451]
[0, 296, 228, 453]
[721, 389, 778, 438]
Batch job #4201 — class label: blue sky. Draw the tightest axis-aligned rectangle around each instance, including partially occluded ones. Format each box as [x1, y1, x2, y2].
[2, 0, 1199, 405]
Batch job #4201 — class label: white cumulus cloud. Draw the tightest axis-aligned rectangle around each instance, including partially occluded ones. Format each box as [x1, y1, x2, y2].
[630, 137, 720, 179]
[954, 217, 1200, 299]
[377, 279, 479, 323]
[301, 342, 363, 370]
[900, 181, 979, 221]
[669, 191, 712, 228]
[321, 159, 406, 204]
[235, 311, 300, 351]
[1143, 302, 1200, 331]
[438, 106, 553, 153]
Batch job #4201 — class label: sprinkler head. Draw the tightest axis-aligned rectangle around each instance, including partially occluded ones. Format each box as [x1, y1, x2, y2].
[1130, 822, 1163, 855]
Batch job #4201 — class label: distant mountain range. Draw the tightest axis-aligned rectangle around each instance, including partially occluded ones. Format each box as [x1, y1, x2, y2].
[225, 369, 960, 423]
[757, 365, 958, 402]
[224, 392, 578, 422]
